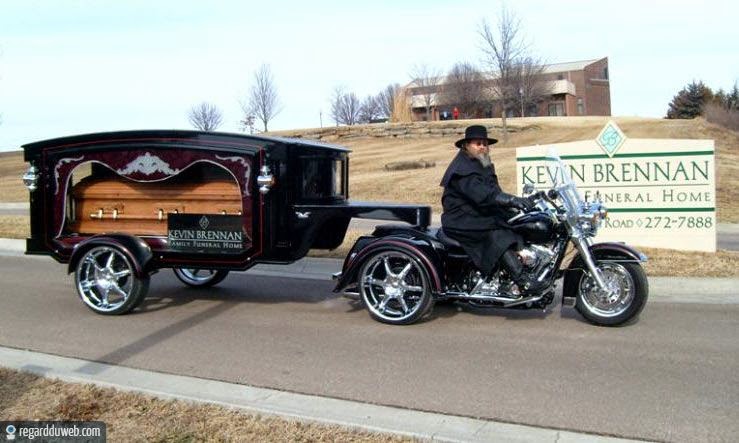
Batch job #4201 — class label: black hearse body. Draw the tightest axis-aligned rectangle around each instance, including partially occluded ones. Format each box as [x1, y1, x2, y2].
[21, 130, 430, 314]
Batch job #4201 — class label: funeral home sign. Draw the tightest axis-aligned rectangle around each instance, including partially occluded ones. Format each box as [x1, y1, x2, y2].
[516, 121, 716, 252]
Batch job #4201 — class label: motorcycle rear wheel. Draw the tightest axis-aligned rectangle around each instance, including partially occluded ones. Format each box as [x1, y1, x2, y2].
[358, 250, 434, 325]
[568, 262, 648, 326]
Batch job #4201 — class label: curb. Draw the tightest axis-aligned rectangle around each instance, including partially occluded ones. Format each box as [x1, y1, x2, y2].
[0, 346, 641, 443]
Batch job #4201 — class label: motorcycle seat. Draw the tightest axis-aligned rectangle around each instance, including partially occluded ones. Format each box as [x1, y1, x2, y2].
[435, 227, 462, 248]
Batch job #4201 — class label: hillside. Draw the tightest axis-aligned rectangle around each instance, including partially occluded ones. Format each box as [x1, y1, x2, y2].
[1, 117, 737, 221]
[276, 116, 738, 222]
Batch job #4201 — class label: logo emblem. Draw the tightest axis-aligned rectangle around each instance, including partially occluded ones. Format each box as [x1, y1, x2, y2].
[5, 424, 16, 440]
[199, 216, 210, 230]
[596, 121, 626, 157]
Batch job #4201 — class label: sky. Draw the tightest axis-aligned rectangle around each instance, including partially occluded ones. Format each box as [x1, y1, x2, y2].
[0, 0, 737, 151]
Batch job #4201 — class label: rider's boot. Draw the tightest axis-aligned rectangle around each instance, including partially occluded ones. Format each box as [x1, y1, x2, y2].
[500, 249, 548, 295]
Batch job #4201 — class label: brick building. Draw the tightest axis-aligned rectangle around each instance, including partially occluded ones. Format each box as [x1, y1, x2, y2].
[407, 57, 611, 121]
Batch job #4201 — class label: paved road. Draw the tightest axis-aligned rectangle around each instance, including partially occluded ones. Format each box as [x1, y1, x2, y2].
[1, 255, 737, 442]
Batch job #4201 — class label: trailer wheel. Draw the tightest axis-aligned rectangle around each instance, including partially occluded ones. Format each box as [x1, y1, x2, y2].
[173, 268, 230, 287]
[75, 245, 149, 315]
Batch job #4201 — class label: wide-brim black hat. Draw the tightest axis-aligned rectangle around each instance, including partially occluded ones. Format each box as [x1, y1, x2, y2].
[454, 125, 498, 148]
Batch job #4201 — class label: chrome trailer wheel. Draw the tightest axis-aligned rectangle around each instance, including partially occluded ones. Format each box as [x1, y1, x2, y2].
[574, 262, 648, 326]
[358, 250, 434, 325]
[173, 268, 229, 287]
[75, 246, 149, 315]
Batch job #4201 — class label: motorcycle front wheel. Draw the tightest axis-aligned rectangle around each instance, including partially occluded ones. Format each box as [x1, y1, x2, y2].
[567, 262, 648, 326]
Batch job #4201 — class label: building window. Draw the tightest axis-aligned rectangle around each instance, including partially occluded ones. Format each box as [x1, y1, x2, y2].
[577, 98, 584, 115]
[603, 67, 609, 80]
[548, 103, 565, 116]
[557, 74, 564, 80]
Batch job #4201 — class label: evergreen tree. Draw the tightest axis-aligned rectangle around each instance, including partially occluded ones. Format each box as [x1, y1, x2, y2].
[666, 81, 713, 119]
[727, 82, 739, 110]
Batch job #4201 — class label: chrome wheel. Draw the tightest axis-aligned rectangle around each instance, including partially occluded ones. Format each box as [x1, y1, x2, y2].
[578, 262, 635, 318]
[75, 246, 148, 315]
[359, 250, 433, 325]
[173, 268, 229, 287]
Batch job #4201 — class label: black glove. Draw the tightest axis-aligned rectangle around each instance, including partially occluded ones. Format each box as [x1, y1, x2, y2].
[494, 192, 534, 211]
[511, 196, 534, 211]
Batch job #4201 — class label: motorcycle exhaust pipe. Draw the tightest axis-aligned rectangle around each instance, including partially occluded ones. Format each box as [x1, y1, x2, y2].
[446, 292, 522, 304]
[503, 294, 544, 308]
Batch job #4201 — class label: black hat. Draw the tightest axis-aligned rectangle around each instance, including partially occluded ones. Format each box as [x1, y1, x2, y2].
[454, 125, 498, 148]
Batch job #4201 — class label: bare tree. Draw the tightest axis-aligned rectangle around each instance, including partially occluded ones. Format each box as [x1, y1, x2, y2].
[511, 56, 547, 117]
[378, 83, 400, 119]
[440, 62, 487, 119]
[410, 64, 442, 121]
[243, 64, 281, 132]
[358, 94, 383, 123]
[480, 7, 545, 138]
[330, 87, 361, 125]
[187, 102, 224, 131]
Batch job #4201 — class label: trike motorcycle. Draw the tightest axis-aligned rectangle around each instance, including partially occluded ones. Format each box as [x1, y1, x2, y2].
[334, 150, 649, 326]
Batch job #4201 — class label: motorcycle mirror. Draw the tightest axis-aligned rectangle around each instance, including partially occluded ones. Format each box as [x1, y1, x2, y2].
[523, 183, 535, 195]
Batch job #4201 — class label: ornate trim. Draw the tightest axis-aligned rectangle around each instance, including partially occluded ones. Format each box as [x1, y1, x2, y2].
[54, 156, 85, 195]
[117, 152, 180, 176]
[216, 155, 251, 196]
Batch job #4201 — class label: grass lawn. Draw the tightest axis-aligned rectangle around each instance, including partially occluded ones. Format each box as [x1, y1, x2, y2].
[0, 368, 411, 442]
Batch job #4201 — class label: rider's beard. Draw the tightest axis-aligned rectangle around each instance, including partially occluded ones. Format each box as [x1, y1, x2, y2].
[475, 152, 492, 168]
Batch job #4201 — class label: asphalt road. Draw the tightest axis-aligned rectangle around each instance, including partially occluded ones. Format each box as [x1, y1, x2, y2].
[1, 255, 737, 442]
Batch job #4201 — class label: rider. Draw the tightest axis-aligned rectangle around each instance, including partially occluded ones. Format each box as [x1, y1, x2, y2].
[439, 125, 546, 294]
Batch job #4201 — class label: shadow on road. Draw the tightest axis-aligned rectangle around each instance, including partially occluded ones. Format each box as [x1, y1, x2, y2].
[76, 301, 238, 375]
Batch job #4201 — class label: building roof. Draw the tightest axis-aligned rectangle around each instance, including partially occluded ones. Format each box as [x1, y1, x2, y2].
[541, 58, 603, 74]
[405, 58, 606, 89]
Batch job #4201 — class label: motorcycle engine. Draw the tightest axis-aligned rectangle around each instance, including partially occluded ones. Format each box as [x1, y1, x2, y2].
[517, 243, 557, 279]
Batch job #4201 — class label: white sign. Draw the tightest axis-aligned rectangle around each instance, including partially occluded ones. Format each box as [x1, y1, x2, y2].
[516, 121, 716, 252]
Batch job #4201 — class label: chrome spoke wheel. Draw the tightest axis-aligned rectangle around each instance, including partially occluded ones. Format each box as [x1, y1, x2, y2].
[76, 246, 136, 313]
[359, 250, 432, 324]
[578, 262, 635, 318]
[173, 268, 229, 287]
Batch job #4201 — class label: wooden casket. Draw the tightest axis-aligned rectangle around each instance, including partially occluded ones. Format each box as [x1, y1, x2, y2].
[68, 178, 242, 236]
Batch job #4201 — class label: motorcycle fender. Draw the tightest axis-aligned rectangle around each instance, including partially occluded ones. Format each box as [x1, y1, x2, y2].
[333, 236, 444, 294]
[566, 242, 647, 270]
[561, 242, 647, 307]
[67, 233, 153, 278]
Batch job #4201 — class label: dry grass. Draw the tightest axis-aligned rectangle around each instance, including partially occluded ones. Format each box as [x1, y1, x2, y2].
[641, 247, 739, 277]
[0, 216, 28, 239]
[0, 151, 28, 202]
[0, 367, 413, 443]
[330, 117, 739, 222]
[4, 117, 737, 219]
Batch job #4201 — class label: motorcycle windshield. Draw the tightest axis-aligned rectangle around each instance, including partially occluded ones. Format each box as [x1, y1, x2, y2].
[544, 148, 583, 216]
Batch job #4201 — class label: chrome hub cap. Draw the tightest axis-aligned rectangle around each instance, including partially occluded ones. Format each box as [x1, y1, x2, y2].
[579, 262, 634, 318]
[361, 252, 427, 322]
[176, 268, 218, 284]
[76, 247, 134, 312]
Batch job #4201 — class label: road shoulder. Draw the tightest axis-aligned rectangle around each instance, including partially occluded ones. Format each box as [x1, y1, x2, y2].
[0, 346, 640, 443]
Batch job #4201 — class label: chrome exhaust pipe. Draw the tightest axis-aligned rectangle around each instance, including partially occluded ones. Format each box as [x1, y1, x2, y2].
[503, 294, 544, 308]
[445, 292, 522, 304]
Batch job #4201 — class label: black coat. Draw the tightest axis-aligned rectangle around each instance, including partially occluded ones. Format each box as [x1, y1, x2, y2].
[440, 151, 521, 274]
